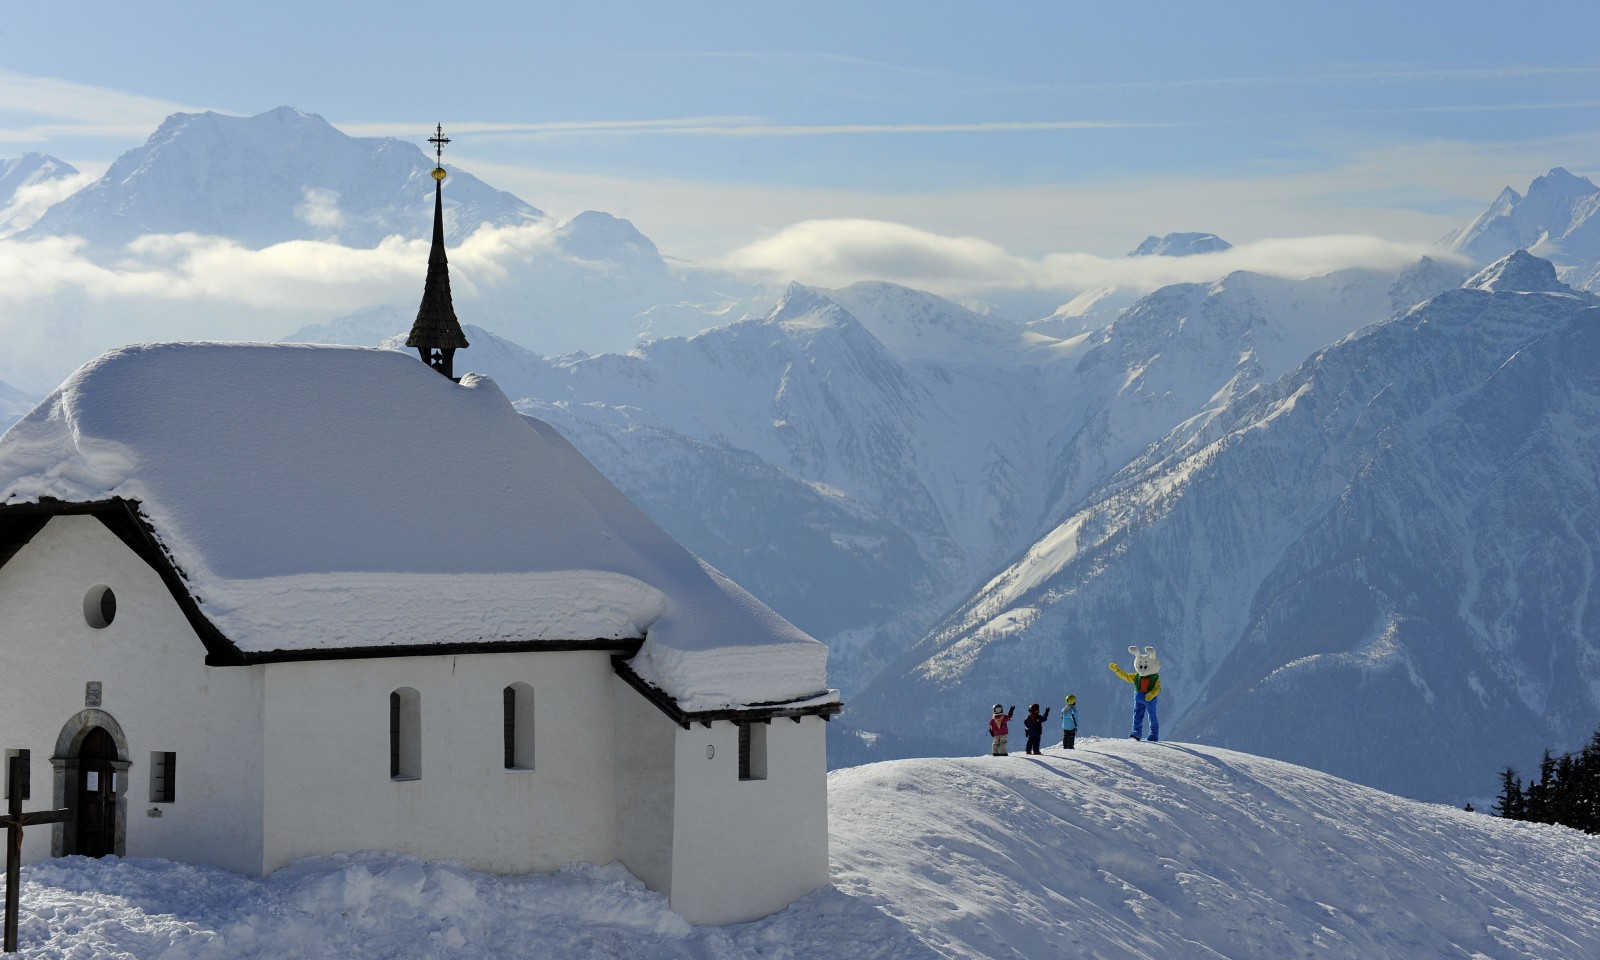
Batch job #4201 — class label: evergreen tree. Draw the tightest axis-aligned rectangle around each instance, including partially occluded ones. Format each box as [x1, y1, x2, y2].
[1553, 754, 1578, 829]
[1490, 727, 1600, 833]
[1494, 767, 1526, 820]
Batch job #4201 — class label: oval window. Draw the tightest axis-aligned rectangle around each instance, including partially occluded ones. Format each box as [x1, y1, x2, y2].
[84, 585, 116, 629]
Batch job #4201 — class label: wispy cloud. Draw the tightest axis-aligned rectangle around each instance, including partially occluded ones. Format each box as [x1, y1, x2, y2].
[0, 222, 570, 391]
[1007, 65, 1600, 94]
[723, 219, 1452, 296]
[461, 126, 1600, 265]
[0, 170, 97, 235]
[1351, 99, 1600, 115]
[336, 116, 1173, 141]
[0, 69, 206, 144]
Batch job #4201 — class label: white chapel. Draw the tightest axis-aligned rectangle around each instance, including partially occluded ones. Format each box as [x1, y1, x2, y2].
[0, 144, 839, 925]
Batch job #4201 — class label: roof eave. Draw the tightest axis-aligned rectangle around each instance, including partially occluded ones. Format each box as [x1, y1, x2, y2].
[0, 497, 246, 664]
[610, 654, 844, 729]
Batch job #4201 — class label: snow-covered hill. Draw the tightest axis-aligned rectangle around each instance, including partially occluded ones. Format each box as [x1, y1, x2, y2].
[9, 741, 1597, 958]
[850, 253, 1599, 802]
[18, 107, 541, 250]
[1444, 166, 1600, 291]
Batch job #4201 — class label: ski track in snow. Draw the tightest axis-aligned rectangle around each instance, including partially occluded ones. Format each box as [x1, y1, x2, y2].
[4, 740, 1597, 959]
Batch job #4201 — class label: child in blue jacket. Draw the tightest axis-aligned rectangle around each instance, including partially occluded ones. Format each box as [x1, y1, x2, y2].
[1061, 694, 1079, 749]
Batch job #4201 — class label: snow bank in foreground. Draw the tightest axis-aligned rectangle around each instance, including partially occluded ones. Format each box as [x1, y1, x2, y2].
[7, 741, 1597, 958]
[830, 740, 1600, 959]
[8, 855, 933, 960]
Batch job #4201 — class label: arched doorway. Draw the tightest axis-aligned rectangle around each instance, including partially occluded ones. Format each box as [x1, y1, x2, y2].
[75, 728, 118, 858]
[49, 709, 130, 858]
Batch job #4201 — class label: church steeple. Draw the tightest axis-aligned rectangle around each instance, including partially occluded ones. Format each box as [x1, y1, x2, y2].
[406, 123, 469, 380]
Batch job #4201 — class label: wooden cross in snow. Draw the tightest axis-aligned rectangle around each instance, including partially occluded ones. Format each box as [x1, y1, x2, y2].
[1, 755, 70, 953]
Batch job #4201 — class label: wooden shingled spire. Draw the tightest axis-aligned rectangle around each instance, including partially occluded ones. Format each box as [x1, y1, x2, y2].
[406, 124, 469, 379]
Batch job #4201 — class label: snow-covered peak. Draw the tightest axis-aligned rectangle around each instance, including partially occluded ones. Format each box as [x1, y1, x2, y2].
[0, 152, 86, 238]
[769, 282, 857, 332]
[1525, 165, 1598, 201]
[0, 152, 78, 197]
[553, 211, 663, 265]
[822, 280, 1038, 363]
[1462, 250, 1570, 293]
[1388, 255, 1469, 312]
[1444, 167, 1600, 276]
[1128, 232, 1233, 257]
[19, 107, 544, 251]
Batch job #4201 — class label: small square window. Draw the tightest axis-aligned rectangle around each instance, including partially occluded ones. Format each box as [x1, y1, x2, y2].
[149, 751, 176, 803]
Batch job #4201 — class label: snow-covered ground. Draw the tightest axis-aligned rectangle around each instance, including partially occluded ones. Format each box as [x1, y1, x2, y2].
[7, 740, 1598, 958]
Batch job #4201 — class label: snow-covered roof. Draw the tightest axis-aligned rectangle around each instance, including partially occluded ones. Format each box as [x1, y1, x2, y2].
[0, 342, 833, 713]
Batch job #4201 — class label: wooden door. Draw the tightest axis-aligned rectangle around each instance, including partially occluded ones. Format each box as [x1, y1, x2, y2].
[75, 727, 117, 858]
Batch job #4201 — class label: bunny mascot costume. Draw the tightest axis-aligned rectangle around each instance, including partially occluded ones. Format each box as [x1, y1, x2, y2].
[1109, 645, 1161, 742]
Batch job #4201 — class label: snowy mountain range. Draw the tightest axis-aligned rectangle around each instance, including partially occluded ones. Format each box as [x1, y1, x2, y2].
[12, 741, 1599, 958]
[4, 104, 1595, 807]
[0, 107, 777, 383]
[17, 107, 541, 250]
[847, 251, 1599, 803]
[1444, 166, 1600, 291]
[348, 262, 1461, 701]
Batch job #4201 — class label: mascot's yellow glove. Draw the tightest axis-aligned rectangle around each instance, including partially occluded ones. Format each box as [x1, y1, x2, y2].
[1109, 662, 1136, 683]
[1145, 691, 1157, 701]
[1143, 677, 1161, 700]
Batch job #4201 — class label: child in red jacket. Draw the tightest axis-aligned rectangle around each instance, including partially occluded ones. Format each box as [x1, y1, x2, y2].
[989, 704, 1016, 756]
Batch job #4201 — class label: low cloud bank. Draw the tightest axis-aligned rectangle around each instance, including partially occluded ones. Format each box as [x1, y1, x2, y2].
[0, 222, 567, 392]
[724, 218, 1457, 296]
[0, 215, 1458, 393]
[0, 171, 98, 236]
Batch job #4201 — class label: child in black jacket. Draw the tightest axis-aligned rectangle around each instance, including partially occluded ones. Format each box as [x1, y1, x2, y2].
[1022, 703, 1052, 755]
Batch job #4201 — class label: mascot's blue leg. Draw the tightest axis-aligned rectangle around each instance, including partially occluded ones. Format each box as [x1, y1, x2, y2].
[1130, 693, 1147, 740]
[1147, 698, 1159, 742]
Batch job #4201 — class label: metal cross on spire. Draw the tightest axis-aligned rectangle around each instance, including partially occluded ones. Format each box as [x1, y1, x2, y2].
[428, 123, 450, 170]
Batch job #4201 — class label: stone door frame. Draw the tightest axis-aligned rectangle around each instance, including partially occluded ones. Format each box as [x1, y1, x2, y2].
[49, 709, 131, 857]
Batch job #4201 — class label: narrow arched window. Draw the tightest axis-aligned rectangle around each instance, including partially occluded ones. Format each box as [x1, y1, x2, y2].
[390, 687, 421, 780]
[504, 683, 535, 771]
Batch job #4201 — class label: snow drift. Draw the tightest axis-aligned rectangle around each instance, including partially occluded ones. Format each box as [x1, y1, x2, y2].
[6, 740, 1597, 959]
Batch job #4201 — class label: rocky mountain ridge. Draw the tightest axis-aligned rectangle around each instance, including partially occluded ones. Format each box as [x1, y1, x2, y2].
[845, 252, 1599, 801]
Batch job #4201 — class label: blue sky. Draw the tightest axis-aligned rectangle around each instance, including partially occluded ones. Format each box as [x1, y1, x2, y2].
[2, 0, 1597, 260]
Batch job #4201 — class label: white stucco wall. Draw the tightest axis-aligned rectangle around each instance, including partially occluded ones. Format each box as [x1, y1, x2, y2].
[260, 650, 620, 874]
[612, 677, 675, 892]
[0, 514, 832, 925]
[0, 515, 265, 874]
[667, 716, 830, 925]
